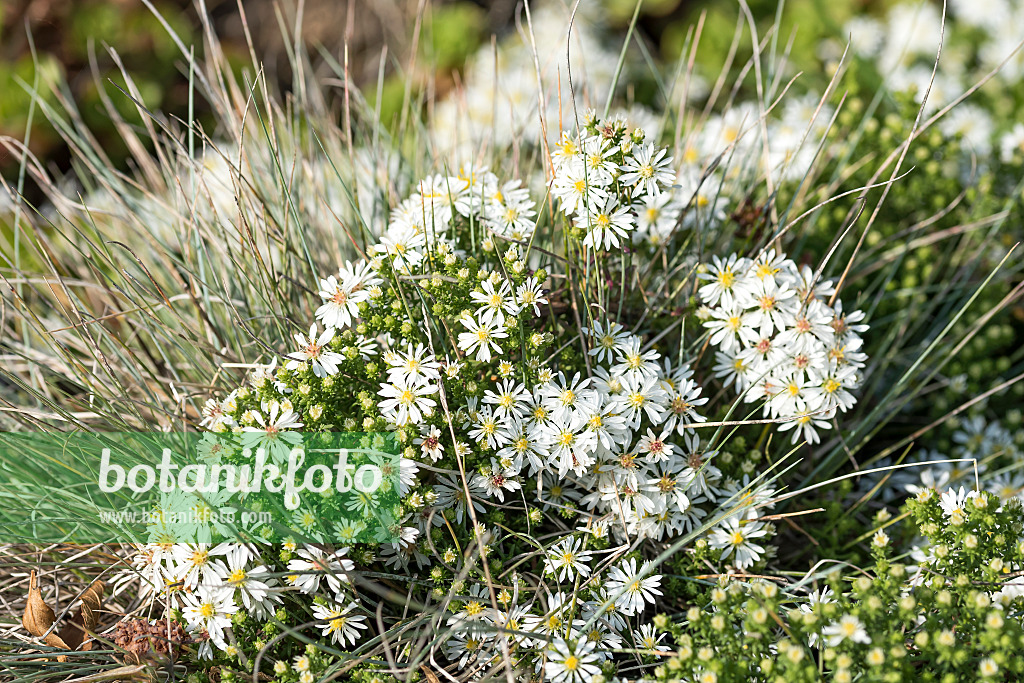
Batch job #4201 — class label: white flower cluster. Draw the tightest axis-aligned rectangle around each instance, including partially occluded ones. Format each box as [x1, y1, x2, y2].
[681, 95, 835, 188]
[68, 140, 396, 254]
[832, 0, 1024, 159]
[372, 170, 537, 273]
[909, 484, 1024, 606]
[162, 149, 871, 673]
[124, 543, 370, 659]
[700, 251, 869, 444]
[122, 544, 277, 657]
[550, 128, 685, 249]
[841, 0, 1024, 86]
[440, 558, 668, 676]
[455, 319, 725, 543]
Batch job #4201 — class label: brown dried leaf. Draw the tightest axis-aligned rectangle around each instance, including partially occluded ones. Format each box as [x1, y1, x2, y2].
[22, 571, 105, 655]
[22, 570, 56, 638]
[46, 634, 72, 650]
[58, 579, 106, 651]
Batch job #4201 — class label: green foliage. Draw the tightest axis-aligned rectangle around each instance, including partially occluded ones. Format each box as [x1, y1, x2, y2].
[655, 491, 1024, 682]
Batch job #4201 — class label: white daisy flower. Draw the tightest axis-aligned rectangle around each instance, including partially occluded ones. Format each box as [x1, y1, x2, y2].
[552, 159, 609, 216]
[604, 558, 663, 615]
[222, 546, 274, 610]
[285, 323, 343, 378]
[415, 425, 445, 462]
[385, 343, 441, 384]
[637, 428, 674, 463]
[939, 486, 977, 519]
[543, 536, 593, 582]
[286, 547, 354, 596]
[578, 195, 635, 251]
[709, 515, 768, 569]
[822, 614, 871, 646]
[700, 259, 750, 314]
[516, 276, 548, 316]
[544, 638, 603, 683]
[312, 601, 368, 646]
[315, 261, 378, 330]
[181, 586, 238, 650]
[377, 377, 438, 426]
[619, 141, 674, 197]
[473, 458, 521, 502]
[240, 402, 304, 462]
[584, 320, 631, 363]
[457, 315, 508, 362]
[470, 278, 520, 326]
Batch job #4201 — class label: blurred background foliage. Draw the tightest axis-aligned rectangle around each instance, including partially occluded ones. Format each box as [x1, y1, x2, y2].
[0, 0, 886, 183]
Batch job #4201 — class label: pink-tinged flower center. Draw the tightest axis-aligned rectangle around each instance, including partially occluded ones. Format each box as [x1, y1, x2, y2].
[671, 396, 691, 415]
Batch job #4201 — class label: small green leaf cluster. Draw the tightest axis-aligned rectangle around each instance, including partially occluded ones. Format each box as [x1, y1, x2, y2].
[653, 490, 1024, 682]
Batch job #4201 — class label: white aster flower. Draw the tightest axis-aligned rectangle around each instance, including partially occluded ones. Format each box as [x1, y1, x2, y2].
[285, 323, 344, 378]
[312, 601, 368, 646]
[619, 141, 674, 197]
[578, 195, 635, 251]
[286, 547, 354, 596]
[543, 536, 594, 582]
[544, 638, 602, 683]
[457, 315, 508, 362]
[822, 614, 871, 646]
[604, 558, 663, 615]
[709, 515, 767, 569]
[378, 377, 438, 426]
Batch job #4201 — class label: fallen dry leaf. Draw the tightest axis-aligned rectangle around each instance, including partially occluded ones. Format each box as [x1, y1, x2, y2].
[21, 571, 106, 659]
[22, 570, 69, 649]
[62, 579, 105, 651]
